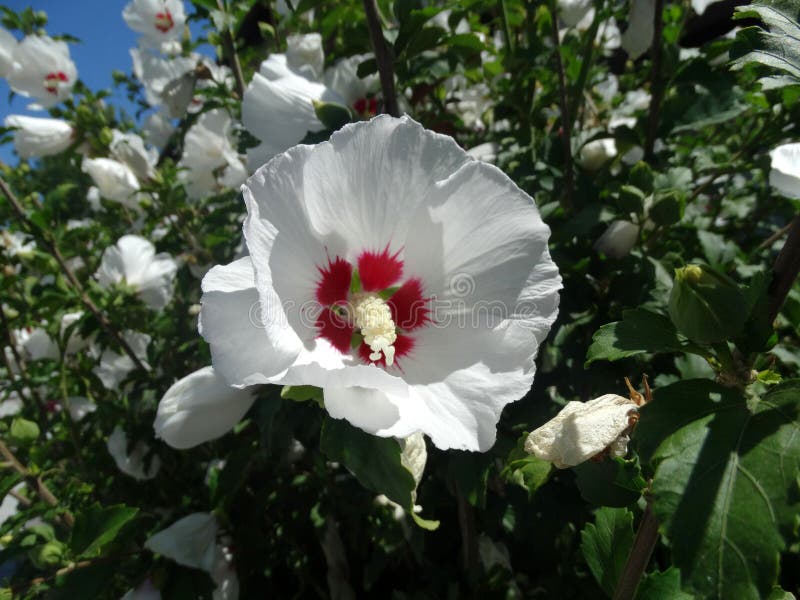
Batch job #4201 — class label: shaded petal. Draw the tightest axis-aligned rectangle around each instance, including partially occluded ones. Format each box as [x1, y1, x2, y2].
[145, 513, 218, 572]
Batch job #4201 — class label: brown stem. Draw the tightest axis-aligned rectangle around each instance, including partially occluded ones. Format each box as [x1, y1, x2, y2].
[0, 439, 74, 528]
[363, 0, 399, 117]
[644, 0, 666, 160]
[216, 0, 246, 98]
[613, 502, 660, 600]
[0, 175, 148, 372]
[548, 0, 574, 213]
[767, 215, 800, 324]
[758, 221, 793, 251]
[456, 488, 478, 586]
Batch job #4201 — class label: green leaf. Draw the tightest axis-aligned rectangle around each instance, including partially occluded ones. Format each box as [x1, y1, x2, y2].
[501, 433, 552, 498]
[649, 191, 685, 226]
[69, 504, 139, 558]
[449, 451, 493, 509]
[574, 456, 645, 507]
[586, 309, 688, 366]
[312, 100, 352, 131]
[320, 417, 415, 509]
[281, 385, 323, 405]
[580, 507, 635, 597]
[650, 380, 800, 599]
[9, 417, 39, 446]
[731, 2, 800, 81]
[635, 568, 695, 599]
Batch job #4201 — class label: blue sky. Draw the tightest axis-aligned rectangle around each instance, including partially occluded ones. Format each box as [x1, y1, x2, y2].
[1, 0, 211, 164]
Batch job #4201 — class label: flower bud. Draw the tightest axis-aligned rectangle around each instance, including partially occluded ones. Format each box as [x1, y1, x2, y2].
[29, 541, 65, 569]
[668, 264, 747, 344]
[98, 127, 114, 147]
[577, 138, 617, 171]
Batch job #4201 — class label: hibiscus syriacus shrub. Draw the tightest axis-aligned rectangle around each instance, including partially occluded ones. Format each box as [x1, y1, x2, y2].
[1, 0, 800, 598]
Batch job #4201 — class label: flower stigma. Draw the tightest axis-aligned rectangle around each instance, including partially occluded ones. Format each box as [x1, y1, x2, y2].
[351, 293, 397, 366]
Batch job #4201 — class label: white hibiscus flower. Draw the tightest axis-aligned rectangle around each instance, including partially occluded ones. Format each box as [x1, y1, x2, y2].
[0, 27, 17, 77]
[594, 220, 640, 258]
[7, 34, 77, 109]
[4, 115, 74, 159]
[93, 330, 151, 390]
[178, 109, 247, 200]
[123, 0, 186, 53]
[96, 235, 178, 310]
[621, 0, 655, 60]
[769, 142, 800, 199]
[143, 109, 175, 148]
[242, 52, 379, 170]
[110, 130, 158, 181]
[131, 47, 198, 116]
[145, 513, 238, 599]
[196, 116, 561, 451]
[107, 425, 160, 480]
[81, 157, 142, 209]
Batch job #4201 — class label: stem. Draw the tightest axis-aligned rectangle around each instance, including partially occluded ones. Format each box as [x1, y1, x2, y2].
[644, 0, 665, 160]
[363, 0, 399, 117]
[456, 488, 478, 586]
[569, 8, 601, 126]
[548, 0, 574, 213]
[0, 439, 74, 528]
[216, 0, 246, 98]
[613, 503, 660, 600]
[499, 0, 515, 54]
[767, 215, 800, 324]
[0, 175, 148, 373]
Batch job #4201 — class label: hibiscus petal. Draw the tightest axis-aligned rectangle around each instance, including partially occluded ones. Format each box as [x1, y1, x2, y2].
[154, 366, 256, 449]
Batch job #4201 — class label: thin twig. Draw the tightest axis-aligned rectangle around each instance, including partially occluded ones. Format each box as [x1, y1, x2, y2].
[613, 502, 660, 600]
[0, 439, 74, 528]
[0, 175, 148, 372]
[363, 0, 399, 117]
[767, 215, 800, 324]
[499, 0, 515, 54]
[644, 0, 666, 159]
[569, 9, 601, 126]
[548, 0, 574, 213]
[456, 488, 479, 586]
[216, 0, 246, 98]
[758, 221, 793, 250]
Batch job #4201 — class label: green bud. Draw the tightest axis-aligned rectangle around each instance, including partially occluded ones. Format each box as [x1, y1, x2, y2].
[668, 264, 747, 345]
[28, 541, 65, 569]
[98, 127, 114, 147]
[10, 418, 40, 446]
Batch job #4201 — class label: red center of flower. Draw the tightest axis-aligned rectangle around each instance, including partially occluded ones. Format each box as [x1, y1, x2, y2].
[353, 97, 378, 118]
[44, 72, 68, 94]
[154, 11, 175, 33]
[314, 247, 430, 368]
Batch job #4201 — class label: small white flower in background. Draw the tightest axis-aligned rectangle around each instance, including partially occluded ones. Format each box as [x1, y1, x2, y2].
[594, 220, 640, 258]
[81, 157, 142, 209]
[691, 0, 715, 15]
[96, 235, 178, 310]
[123, 0, 186, 53]
[466, 142, 499, 164]
[198, 116, 561, 451]
[13, 326, 59, 361]
[66, 396, 96, 422]
[93, 330, 151, 390]
[178, 109, 247, 200]
[131, 47, 197, 116]
[323, 53, 380, 113]
[145, 513, 238, 599]
[0, 388, 24, 418]
[143, 110, 175, 148]
[0, 483, 21, 527]
[0, 27, 17, 77]
[2, 230, 35, 258]
[577, 137, 617, 171]
[3, 115, 74, 159]
[110, 130, 158, 182]
[769, 142, 800, 199]
[107, 425, 161, 480]
[154, 366, 257, 449]
[621, 0, 655, 60]
[524, 379, 648, 468]
[7, 34, 77, 109]
[286, 33, 324, 80]
[558, 0, 594, 28]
